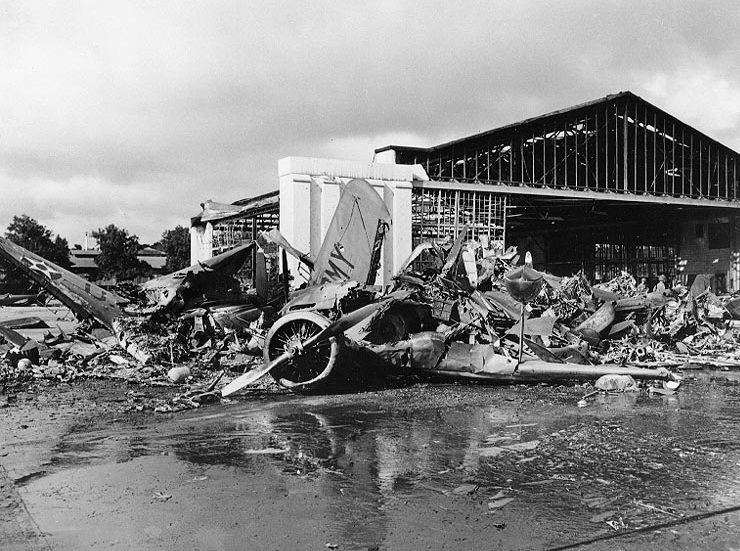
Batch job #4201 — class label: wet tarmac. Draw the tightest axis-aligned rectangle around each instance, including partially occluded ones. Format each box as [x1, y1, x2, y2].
[4, 372, 740, 550]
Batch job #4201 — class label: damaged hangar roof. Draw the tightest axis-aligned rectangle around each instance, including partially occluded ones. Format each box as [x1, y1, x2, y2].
[375, 90, 740, 205]
[375, 90, 740, 159]
[191, 190, 279, 225]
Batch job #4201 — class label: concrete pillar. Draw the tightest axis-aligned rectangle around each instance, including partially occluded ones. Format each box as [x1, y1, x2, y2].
[382, 180, 413, 284]
[309, 177, 323, 255]
[278, 169, 312, 282]
[190, 223, 213, 265]
[373, 148, 397, 164]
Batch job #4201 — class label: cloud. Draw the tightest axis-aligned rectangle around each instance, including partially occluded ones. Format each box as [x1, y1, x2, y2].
[0, 169, 193, 245]
[643, 70, 740, 148]
[1, 0, 739, 243]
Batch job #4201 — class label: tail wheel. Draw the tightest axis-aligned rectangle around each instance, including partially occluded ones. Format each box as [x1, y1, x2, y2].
[264, 311, 340, 391]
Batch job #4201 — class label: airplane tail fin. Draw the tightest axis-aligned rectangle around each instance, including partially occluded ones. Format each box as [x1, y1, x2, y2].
[309, 179, 392, 286]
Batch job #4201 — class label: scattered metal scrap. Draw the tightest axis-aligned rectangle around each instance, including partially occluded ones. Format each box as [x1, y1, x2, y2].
[221, 179, 681, 396]
[0, 234, 274, 410]
[7, 178, 740, 407]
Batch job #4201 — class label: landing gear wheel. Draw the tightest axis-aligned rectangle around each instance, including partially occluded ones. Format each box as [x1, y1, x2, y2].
[264, 311, 341, 391]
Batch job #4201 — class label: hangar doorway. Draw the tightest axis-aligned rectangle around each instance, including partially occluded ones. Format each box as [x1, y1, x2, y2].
[410, 182, 738, 289]
[506, 198, 737, 289]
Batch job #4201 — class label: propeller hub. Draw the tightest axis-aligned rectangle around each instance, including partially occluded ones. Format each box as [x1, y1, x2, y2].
[285, 337, 304, 355]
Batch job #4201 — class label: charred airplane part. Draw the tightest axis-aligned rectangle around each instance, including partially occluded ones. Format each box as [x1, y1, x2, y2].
[222, 179, 681, 397]
[0, 178, 685, 398]
[0, 235, 275, 353]
[0, 236, 126, 330]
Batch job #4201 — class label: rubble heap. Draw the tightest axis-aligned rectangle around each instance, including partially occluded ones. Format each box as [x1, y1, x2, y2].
[3, 220, 739, 409]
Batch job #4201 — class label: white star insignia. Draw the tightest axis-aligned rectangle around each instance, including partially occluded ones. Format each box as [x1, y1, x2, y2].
[22, 257, 62, 280]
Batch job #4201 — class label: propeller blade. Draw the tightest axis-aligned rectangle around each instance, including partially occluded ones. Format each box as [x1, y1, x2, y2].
[221, 350, 293, 397]
[303, 302, 384, 349]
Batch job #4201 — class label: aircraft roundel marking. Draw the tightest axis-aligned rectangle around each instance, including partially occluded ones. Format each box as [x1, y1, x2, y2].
[22, 257, 62, 280]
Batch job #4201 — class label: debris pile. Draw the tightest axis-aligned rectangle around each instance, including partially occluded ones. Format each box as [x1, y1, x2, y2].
[2, 179, 740, 405]
[0, 314, 274, 411]
[0, 233, 283, 410]
[221, 178, 683, 397]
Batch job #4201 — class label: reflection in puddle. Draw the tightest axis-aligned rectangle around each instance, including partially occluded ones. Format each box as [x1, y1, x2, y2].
[32, 375, 740, 547]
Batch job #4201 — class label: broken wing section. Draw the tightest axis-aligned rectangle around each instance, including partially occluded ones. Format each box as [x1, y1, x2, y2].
[141, 241, 258, 311]
[309, 179, 391, 286]
[0, 236, 125, 329]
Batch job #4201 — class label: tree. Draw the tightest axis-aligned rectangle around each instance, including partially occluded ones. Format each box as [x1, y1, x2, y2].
[92, 224, 150, 281]
[158, 225, 191, 272]
[5, 215, 71, 267]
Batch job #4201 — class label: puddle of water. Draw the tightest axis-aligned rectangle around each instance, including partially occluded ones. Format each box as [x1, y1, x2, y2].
[19, 375, 740, 549]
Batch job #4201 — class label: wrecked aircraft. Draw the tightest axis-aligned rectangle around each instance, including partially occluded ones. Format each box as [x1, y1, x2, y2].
[0, 235, 272, 348]
[0, 236, 125, 329]
[0, 293, 44, 307]
[222, 179, 680, 396]
[0, 178, 686, 400]
[137, 240, 273, 328]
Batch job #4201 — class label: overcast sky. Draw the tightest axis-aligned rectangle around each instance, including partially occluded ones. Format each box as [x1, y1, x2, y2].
[2, 1, 739, 245]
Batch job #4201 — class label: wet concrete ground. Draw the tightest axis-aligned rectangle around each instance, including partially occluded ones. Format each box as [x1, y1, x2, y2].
[3, 372, 740, 550]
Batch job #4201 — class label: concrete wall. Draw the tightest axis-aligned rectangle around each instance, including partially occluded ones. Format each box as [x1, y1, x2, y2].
[278, 157, 415, 287]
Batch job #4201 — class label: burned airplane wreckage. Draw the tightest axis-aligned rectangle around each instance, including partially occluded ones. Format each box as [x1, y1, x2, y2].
[0, 178, 685, 400]
[222, 179, 679, 395]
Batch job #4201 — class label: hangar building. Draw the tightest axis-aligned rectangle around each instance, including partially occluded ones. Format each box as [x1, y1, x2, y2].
[191, 91, 740, 291]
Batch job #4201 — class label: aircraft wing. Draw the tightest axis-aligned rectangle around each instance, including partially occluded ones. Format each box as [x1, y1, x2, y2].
[141, 241, 257, 309]
[142, 241, 255, 291]
[309, 179, 391, 286]
[0, 236, 125, 329]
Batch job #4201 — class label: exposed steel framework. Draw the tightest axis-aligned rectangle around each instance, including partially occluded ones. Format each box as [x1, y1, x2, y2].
[195, 191, 280, 255]
[211, 211, 279, 254]
[384, 92, 740, 202]
[411, 187, 506, 249]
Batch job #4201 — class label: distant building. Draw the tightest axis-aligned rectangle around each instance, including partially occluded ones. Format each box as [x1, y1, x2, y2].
[68, 248, 100, 280]
[69, 244, 167, 284]
[136, 247, 167, 272]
